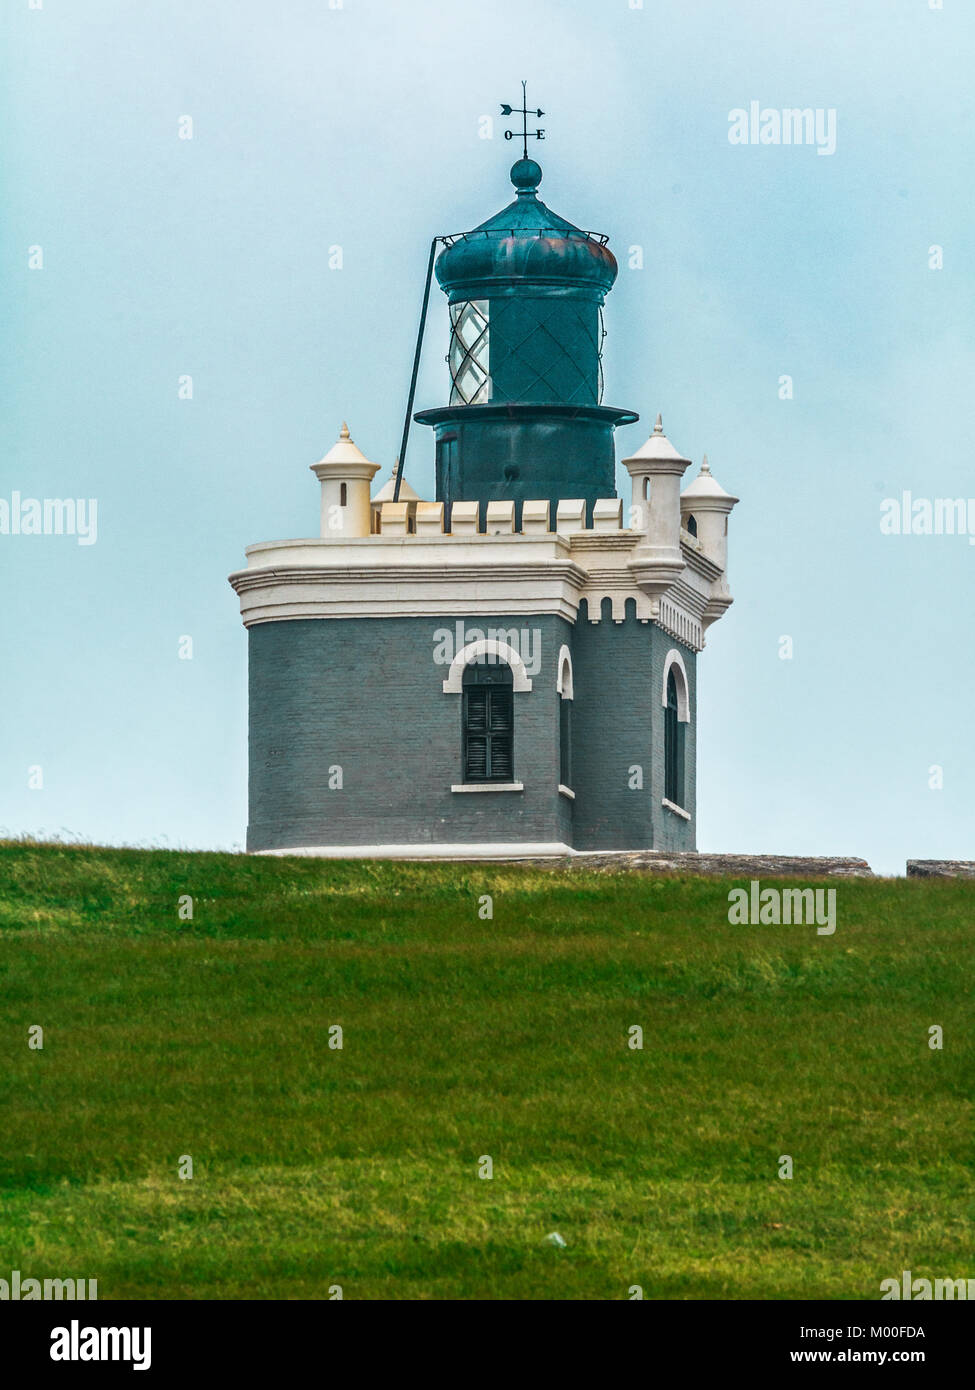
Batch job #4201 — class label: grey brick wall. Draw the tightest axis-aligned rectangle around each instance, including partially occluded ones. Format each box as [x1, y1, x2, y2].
[247, 615, 574, 851]
[570, 597, 653, 849]
[246, 606, 696, 853]
[570, 598, 696, 852]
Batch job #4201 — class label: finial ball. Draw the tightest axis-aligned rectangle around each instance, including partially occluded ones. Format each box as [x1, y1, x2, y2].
[510, 158, 542, 193]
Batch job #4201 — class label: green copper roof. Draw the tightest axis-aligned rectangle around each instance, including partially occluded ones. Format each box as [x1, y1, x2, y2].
[435, 160, 618, 297]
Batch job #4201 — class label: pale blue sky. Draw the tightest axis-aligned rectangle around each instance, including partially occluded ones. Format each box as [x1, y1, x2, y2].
[2, 0, 972, 873]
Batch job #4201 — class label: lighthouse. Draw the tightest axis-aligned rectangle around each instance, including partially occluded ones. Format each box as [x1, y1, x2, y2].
[229, 98, 738, 858]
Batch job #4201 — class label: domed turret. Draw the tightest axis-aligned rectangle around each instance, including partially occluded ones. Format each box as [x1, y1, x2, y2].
[623, 415, 692, 598]
[681, 454, 739, 585]
[415, 158, 636, 527]
[310, 422, 380, 539]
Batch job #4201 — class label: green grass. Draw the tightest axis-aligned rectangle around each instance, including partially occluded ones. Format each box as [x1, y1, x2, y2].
[0, 841, 972, 1299]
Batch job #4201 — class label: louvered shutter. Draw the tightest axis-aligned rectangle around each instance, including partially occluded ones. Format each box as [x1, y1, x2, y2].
[465, 736, 488, 780]
[466, 688, 488, 731]
[462, 686, 485, 781]
[487, 688, 513, 778]
[463, 675, 514, 782]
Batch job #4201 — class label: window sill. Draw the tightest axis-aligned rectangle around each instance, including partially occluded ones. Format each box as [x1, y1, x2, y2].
[558, 784, 576, 800]
[451, 782, 524, 793]
[662, 797, 691, 821]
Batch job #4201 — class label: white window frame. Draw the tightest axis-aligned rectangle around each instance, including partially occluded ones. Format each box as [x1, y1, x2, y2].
[442, 639, 532, 693]
[661, 648, 690, 723]
[556, 644, 574, 701]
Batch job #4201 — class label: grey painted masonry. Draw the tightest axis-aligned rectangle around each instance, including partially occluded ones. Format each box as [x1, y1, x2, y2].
[572, 599, 696, 852]
[247, 608, 696, 853]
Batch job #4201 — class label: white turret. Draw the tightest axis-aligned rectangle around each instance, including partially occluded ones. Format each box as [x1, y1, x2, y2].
[310, 423, 380, 539]
[623, 414, 691, 597]
[682, 454, 739, 628]
[681, 454, 738, 578]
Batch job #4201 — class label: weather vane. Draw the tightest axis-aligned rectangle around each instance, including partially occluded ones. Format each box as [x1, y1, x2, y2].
[501, 81, 545, 160]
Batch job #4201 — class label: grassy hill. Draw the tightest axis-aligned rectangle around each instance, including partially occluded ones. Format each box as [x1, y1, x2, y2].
[0, 841, 971, 1300]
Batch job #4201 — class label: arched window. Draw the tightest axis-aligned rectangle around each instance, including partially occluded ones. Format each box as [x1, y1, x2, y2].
[662, 649, 690, 809]
[463, 662, 513, 782]
[686, 513, 697, 537]
[556, 645, 573, 792]
[339, 482, 348, 507]
[664, 670, 684, 805]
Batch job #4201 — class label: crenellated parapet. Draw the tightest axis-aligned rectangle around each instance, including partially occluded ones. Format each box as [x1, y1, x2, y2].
[372, 496, 627, 538]
[230, 418, 735, 651]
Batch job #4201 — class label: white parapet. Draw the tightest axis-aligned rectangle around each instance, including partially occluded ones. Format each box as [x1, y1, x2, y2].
[369, 495, 625, 540]
[450, 500, 479, 535]
[555, 499, 586, 534]
[380, 500, 410, 536]
[522, 499, 551, 534]
[415, 500, 445, 535]
[235, 416, 735, 647]
[592, 497, 623, 532]
[486, 500, 515, 534]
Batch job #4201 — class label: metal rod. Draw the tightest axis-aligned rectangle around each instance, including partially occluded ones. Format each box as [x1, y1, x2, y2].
[393, 236, 439, 503]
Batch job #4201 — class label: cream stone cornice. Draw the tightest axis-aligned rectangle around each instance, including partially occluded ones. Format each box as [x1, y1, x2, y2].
[230, 519, 731, 650]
